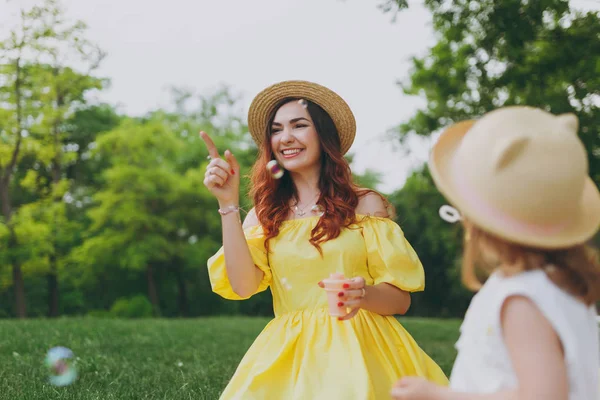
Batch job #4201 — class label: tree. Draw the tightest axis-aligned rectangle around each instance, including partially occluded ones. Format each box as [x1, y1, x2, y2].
[71, 119, 189, 316]
[393, 0, 599, 181]
[63, 104, 123, 186]
[0, 1, 58, 318]
[380, 0, 600, 315]
[41, 62, 105, 318]
[0, 0, 107, 317]
[69, 84, 260, 317]
[153, 86, 265, 316]
[388, 166, 471, 317]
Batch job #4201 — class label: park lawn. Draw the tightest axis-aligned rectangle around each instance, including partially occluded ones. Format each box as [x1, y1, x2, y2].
[0, 316, 461, 399]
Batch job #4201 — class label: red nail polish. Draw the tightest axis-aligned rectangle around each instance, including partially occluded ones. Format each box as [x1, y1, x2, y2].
[337, 302, 344, 307]
[337, 317, 343, 321]
[338, 292, 344, 297]
[343, 283, 350, 289]
[231, 169, 235, 175]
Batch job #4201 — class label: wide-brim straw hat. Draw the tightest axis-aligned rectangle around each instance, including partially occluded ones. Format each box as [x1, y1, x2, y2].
[247, 80, 356, 155]
[429, 106, 600, 249]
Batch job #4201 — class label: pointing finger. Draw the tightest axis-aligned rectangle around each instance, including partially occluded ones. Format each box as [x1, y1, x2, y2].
[199, 131, 220, 160]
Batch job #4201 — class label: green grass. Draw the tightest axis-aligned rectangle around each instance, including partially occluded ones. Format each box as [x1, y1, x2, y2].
[0, 316, 461, 399]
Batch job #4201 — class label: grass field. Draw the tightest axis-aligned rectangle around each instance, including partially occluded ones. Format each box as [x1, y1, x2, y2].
[0, 316, 461, 399]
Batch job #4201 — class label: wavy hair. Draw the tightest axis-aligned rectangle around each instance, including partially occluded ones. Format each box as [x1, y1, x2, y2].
[249, 98, 380, 254]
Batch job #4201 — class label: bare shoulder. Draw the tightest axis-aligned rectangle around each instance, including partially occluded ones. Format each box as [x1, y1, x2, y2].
[501, 295, 553, 335]
[501, 294, 563, 356]
[356, 189, 390, 218]
[242, 207, 260, 229]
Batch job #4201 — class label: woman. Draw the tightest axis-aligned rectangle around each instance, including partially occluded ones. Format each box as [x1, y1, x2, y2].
[202, 80, 448, 399]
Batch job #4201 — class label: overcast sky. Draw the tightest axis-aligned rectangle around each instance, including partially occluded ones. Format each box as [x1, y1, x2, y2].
[3, 0, 598, 192]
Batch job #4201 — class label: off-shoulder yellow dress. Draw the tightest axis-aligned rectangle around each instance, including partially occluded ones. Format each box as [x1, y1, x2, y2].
[207, 215, 448, 399]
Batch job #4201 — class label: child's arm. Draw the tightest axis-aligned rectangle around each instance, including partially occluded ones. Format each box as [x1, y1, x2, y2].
[392, 295, 569, 400]
[498, 295, 568, 399]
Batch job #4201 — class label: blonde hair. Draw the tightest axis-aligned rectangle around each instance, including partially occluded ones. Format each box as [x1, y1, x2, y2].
[461, 220, 600, 306]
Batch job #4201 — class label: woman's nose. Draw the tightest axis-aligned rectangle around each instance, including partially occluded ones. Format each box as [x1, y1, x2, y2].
[280, 127, 294, 143]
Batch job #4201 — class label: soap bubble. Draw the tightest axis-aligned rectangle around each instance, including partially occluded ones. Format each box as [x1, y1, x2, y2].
[267, 159, 284, 179]
[44, 346, 77, 387]
[311, 204, 325, 217]
[281, 277, 292, 290]
[439, 205, 461, 223]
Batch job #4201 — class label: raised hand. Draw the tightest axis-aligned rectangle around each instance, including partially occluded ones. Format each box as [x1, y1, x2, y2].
[200, 131, 240, 206]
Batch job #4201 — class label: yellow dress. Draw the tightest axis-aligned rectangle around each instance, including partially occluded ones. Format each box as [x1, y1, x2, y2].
[207, 214, 448, 399]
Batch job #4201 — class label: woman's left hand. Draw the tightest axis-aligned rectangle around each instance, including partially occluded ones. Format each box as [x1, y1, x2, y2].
[318, 276, 367, 320]
[390, 377, 446, 400]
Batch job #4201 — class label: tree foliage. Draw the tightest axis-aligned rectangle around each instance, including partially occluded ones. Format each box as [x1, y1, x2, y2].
[395, 0, 599, 179]
[381, 0, 600, 315]
[1, 0, 596, 318]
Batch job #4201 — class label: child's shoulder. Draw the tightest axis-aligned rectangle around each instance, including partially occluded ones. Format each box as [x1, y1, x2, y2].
[466, 269, 590, 336]
[490, 268, 553, 293]
[487, 269, 592, 316]
[471, 270, 560, 316]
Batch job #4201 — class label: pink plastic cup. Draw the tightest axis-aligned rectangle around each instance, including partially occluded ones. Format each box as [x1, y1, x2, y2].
[322, 273, 350, 317]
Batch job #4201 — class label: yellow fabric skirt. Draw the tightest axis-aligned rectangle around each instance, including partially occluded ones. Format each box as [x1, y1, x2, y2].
[218, 308, 448, 399]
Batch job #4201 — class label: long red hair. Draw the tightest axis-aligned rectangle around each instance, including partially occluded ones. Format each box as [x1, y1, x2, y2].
[249, 98, 374, 253]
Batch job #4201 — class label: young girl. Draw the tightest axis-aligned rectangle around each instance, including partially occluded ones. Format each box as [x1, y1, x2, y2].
[391, 106, 600, 400]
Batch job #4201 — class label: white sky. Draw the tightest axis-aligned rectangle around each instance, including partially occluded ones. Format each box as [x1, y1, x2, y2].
[2, 0, 598, 193]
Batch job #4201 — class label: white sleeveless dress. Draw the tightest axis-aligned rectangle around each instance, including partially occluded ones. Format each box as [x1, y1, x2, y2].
[450, 269, 599, 399]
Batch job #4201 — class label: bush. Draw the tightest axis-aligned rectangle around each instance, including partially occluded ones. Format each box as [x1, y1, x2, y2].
[109, 295, 153, 318]
[86, 309, 113, 318]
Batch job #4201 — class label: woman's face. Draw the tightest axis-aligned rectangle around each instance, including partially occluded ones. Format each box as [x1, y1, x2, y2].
[270, 100, 321, 173]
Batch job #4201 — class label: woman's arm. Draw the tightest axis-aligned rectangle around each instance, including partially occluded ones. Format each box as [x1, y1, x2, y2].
[220, 206, 265, 298]
[201, 131, 264, 299]
[362, 282, 411, 315]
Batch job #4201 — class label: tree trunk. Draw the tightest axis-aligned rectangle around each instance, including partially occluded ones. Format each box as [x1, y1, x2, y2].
[47, 258, 59, 317]
[48, 78, 63, 318]
[175, 265, 189, 317]
[1, 181, 26, 318]
[48, 156, 60, 318]
[48, 174, 60, 317]
[12, 261, 26, 318]
[146, 265, 160, 316]
[3, 58, 27, 318]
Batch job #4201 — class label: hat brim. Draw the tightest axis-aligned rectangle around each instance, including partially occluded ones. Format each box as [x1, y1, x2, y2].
[429, 120, 600, 249]
[248, 80, 356, 155]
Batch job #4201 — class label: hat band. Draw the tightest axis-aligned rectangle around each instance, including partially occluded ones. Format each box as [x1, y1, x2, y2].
[452, 157, 570, 237]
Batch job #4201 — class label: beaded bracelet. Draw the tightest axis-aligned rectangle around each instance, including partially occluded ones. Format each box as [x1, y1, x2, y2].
[218, 205, 240, 216]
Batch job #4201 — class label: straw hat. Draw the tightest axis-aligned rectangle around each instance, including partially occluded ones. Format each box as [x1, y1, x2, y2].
[247, 80, 356, 154]
[429, 106, 600, 249]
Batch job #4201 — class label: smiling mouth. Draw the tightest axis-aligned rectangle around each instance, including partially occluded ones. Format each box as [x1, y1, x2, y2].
[281, 149, 304, 159]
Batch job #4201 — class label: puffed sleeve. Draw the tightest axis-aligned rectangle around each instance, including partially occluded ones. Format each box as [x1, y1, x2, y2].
[361, 217, 425, 292]
[206, 225, 272, 300]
